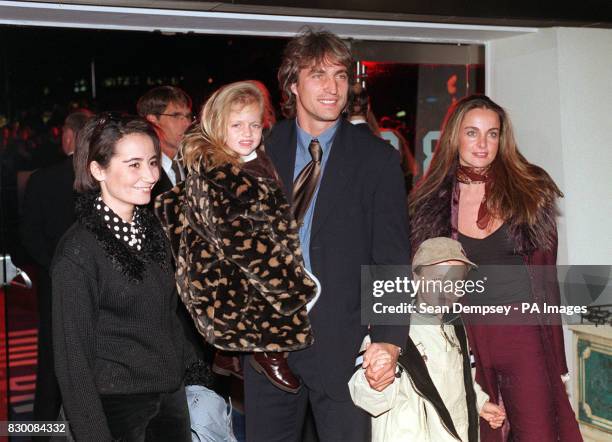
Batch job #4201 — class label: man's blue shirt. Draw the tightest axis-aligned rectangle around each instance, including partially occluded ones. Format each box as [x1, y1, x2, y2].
[293, 119, 339, 271]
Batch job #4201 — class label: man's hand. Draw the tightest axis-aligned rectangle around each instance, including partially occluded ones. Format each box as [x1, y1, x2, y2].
[362, 342, 401, 392]
[479, 401, 506, 429]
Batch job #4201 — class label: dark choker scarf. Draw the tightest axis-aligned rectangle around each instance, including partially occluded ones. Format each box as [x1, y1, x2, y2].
[456, 165, 493, 230]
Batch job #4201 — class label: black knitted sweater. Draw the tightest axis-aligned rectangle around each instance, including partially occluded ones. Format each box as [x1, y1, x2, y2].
[51, 191, 188, 441]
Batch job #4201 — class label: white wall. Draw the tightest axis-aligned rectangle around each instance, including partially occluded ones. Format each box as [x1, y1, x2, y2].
[555, 28, 612, 266]
[487, 27, 612, 266]
[486, 27, 612, 412]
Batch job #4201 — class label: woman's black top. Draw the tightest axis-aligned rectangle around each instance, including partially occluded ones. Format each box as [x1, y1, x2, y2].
[51, 192, 190, 441]
[459, 224, 531, 305]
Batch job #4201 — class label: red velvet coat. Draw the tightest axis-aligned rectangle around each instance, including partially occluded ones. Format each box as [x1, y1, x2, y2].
[410, 173, 577, 441]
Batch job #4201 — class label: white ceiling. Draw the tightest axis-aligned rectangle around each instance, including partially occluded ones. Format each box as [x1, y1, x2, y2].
[0, 1, 538, 44]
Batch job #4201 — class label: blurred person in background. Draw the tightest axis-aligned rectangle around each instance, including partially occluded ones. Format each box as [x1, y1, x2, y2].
[21, 108, 93, 429]
[346, 84, 380, 136]
[137, 85, 193, 199]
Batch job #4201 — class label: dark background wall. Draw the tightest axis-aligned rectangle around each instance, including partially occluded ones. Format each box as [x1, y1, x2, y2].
[0, 26, 287, 120]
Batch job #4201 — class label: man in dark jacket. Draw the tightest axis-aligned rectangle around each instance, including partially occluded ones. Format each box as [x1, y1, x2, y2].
[242, 29, 411, 442]
[20, 108, 92, 425]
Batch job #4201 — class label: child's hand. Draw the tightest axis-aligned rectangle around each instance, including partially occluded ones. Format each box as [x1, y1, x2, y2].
[479, 401, 506, 429]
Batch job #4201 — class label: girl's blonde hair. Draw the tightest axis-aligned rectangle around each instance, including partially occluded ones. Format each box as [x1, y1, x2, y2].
[181, 81, 274, 172]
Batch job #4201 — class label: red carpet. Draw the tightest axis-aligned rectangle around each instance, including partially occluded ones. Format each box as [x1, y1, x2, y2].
[1, 265, 40, 432]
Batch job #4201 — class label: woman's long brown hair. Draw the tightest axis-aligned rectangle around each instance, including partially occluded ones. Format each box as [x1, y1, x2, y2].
[409, 95, 562, 227]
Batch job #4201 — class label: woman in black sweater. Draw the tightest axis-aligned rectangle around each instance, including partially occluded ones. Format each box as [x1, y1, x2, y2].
[51, 114, 191, 441]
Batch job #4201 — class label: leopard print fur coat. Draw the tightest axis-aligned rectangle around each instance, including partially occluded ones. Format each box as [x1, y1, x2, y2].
[156, 163, 316, 352]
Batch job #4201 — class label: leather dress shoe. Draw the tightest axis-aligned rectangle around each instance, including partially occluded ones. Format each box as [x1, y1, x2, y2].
[250, 352, 301, 394]
[212, 352, 244, 380]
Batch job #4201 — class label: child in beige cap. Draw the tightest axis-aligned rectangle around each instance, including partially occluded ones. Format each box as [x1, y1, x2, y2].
[350, 237, 505, 441]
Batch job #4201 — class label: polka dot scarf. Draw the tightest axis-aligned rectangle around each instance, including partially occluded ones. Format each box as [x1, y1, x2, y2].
[95, 196, 145, 251]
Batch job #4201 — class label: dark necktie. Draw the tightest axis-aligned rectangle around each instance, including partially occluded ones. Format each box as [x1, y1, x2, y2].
[171, 158, 183, 184]
[292, 138, 322, 226]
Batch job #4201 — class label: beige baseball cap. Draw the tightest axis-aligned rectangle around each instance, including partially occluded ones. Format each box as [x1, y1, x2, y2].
[412, 237, 477, 271]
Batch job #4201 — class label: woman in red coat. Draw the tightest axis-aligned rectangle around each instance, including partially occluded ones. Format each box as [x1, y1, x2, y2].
[409, 95, 582, 441]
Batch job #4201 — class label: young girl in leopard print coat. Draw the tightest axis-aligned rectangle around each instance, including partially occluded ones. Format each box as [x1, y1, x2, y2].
[156, 81, 318, 394]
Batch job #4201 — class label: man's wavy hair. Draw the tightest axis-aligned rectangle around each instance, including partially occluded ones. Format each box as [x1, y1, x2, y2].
[136, 85, 192, 117]
[278, 28, 354, 118]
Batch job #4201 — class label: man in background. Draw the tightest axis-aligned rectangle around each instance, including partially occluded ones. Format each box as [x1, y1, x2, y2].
[137, 86, 216, 417]
[21, 108, 92, 427]
[347, 84, 380, 136]
[136, 85, 192, 198]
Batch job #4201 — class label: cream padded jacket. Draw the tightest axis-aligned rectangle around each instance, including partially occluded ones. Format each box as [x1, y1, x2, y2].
[349, 326, 489, 442]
